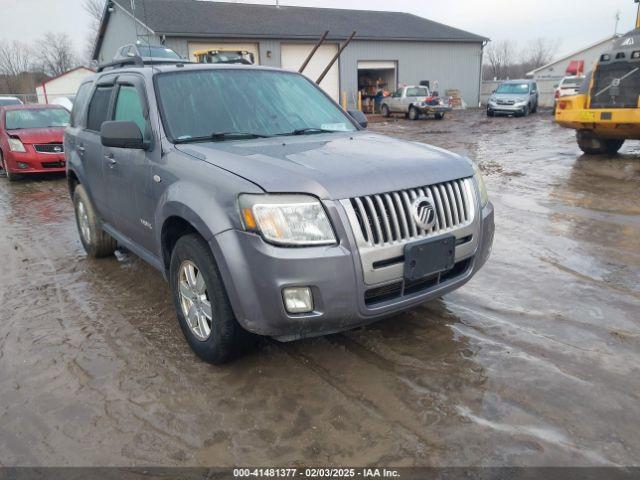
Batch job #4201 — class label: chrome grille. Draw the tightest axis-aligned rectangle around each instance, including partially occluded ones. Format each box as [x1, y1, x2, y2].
[34, 143, 64, 154]
[348, 178, 474, 247]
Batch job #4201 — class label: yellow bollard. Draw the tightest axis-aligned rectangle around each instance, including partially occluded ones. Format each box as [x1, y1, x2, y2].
[341, 92, 347, 110]
[357, 91, 362, 112]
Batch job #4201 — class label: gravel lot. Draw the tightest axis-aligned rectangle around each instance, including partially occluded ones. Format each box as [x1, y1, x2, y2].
[0, 110, 638, 467]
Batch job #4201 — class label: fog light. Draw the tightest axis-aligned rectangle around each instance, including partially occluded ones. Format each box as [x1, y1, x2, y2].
[283, 287, 313, 314]
[17, 162, 29, 169]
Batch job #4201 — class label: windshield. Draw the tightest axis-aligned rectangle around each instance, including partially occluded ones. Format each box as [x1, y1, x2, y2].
[5, 108, 70, 129]
[0, 98, 22, 106]
[496, 83, 530, 94]
[138, 45, 181, 59]
[155, 69, 356, 142]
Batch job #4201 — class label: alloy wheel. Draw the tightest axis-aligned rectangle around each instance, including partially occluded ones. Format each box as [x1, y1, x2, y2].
[178, 260, 213, 341]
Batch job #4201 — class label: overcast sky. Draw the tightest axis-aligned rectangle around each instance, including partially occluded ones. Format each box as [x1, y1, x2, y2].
[1, 0, 638, 59]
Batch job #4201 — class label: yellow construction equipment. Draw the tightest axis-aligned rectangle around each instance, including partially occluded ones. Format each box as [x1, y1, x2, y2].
[555, 1, 640, 154]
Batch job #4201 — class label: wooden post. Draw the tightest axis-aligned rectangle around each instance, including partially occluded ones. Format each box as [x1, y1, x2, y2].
[299, 31, 329, 74]
[341, 92, 347, 110]
[357, 91, 362, 112]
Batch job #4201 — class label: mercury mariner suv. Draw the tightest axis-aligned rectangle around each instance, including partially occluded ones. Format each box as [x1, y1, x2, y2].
[64, 59, 494, 363]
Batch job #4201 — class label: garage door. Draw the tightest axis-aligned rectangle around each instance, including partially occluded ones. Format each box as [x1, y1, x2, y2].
[281, 43, 340, 103]
[188, 42, 260, 64]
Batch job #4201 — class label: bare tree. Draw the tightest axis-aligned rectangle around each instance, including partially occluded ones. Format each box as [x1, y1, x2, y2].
[0, 40, 33, 92]
[84, 0, 106, 61]
[521, 38, 560, 71]
[485, 40, 517, 80]
[35, 32, 78, 76]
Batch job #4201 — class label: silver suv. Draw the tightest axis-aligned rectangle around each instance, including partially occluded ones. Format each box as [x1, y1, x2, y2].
[65, 62, 494, 363]
[487, 79, 539, 117]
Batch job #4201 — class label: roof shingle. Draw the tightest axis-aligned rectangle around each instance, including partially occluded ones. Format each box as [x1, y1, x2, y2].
[115, 0, 487, 43]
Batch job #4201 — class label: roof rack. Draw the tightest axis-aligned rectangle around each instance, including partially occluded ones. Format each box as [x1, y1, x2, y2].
[97, 55, 193, 72]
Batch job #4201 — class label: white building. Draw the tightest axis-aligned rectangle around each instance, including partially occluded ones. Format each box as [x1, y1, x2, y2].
[526, 36, 620, 79]
[36, 67, 95, 105]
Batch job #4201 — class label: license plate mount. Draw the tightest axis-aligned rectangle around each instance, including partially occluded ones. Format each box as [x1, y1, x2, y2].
[404, 236, 456, 281]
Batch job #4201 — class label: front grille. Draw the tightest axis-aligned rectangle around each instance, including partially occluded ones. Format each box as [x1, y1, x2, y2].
[34, 143, 64, 154]
[496, 99, 515, 105]
[591, 62, 640, 109]
[349, 178, 473, 247]
[41, 161, 65, 169]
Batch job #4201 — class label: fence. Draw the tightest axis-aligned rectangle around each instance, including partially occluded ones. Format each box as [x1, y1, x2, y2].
[481, 79, 561, 108]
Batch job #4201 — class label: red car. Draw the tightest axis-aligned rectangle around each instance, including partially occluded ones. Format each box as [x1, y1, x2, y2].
[0, 104, 70, 181]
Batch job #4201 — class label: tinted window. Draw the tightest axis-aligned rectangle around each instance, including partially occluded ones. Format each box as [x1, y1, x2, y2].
[114, 85, 146, 135]
[156, 69, 356, 142]
[406, 87, 428, 97]
[0, 98, 22, 106]
[5, 108, 69, 129]
[70, 83, 93, 128]
[86, 86, 113, 132]
[137, 45, 180, 59]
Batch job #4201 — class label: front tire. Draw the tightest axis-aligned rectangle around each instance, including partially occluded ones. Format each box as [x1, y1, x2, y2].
[381, 104, 391, 118]
[487, 109, 494, 117]
[435, 112, 445, 120]
[169, 234, 251, 364]
[0, 151, 19, 182]
[73, 184, 117, 257]
[577, 130, 624, 155]
[408, 106, 419, 121]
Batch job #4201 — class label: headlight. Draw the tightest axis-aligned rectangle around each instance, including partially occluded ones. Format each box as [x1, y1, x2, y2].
[473, 163, 489, 208]
[239, 194, 336, 246]
[8, 137, 26, 153]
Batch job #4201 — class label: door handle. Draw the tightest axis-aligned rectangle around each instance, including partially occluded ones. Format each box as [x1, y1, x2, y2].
[105, 153, 117, 168]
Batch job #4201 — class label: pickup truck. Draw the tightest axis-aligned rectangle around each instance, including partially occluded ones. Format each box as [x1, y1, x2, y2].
[381, 86, 451, 120]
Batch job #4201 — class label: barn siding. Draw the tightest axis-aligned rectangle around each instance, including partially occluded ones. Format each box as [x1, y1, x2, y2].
[98, 13, 484, 108]
[340, 40, 483, 108]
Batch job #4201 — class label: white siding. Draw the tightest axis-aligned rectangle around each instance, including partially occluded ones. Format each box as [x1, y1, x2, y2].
[36, 68, 95, 104]
[281, 43, 340, 102]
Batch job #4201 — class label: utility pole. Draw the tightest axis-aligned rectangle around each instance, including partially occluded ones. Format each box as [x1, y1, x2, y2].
[614, 10, 621, 34]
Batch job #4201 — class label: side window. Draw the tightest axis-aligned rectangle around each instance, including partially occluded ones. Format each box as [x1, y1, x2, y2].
[393, 89, 403, 98]
[86, 86, 114, 132]
[114, 85, 146, 135]
[70, 82, 93, 128]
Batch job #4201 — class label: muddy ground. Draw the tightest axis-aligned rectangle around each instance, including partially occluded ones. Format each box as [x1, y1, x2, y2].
[0, 110, 638, 467]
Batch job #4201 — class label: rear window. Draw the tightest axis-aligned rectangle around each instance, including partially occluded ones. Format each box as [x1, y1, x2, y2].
[406, 87, 428, 97]
[137, 45, 180, 59]
[70, 82, 93, 128]
[86, 86, 113, 132]
[561, 78, 582, 88]
[0, 98, 22, 107]
[5, 108, 69, 129]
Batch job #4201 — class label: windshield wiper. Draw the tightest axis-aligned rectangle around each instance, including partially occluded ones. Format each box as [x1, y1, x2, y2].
[174, 131, 271, 144]
[276, 127, 340, 136]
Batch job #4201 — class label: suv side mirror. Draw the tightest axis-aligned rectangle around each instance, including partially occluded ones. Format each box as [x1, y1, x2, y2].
[348, 110, 368, 129]
[101, 121, 146, 149]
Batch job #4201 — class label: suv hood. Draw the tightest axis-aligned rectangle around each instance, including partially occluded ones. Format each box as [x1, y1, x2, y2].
[6, 127, 64, 144]
[176, 132, 473, 200]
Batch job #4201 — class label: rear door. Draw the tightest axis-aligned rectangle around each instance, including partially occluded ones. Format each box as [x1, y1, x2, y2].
[81, 76, 117, 219]
[103, 74, 155, 249]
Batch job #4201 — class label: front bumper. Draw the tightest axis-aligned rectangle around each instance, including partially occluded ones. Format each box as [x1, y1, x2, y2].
[488, 102, 527, 114]
[555, 106, 640, 140]
[212, 201, 494, 340]
[4, 147, 66, 174]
